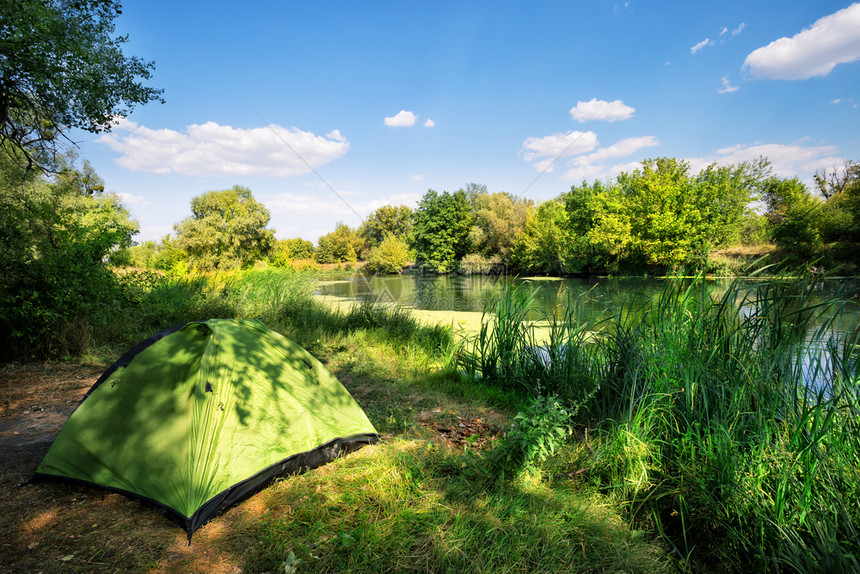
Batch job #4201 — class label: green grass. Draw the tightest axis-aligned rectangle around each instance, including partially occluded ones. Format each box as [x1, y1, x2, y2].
[113, 268, 859, 570]
[49, 268, 667, 572]
[39, 267, 860, 571]
[221, 439, 667, 573]
[458, 270, 860, 571]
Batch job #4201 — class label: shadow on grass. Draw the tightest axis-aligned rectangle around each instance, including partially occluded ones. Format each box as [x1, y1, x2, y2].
[218, 440, 669, 574]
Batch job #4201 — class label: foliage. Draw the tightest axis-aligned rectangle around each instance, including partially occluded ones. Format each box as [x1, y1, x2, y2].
[0, 150, 138, 359]
[737, 212, 771, 246]
[123, 240, 160, 269]
[763, 176, 823, 261]
[173, 185, 275, 271]
[461, 274, 860, 570]
[694, 158, 770, 246]
[487, 395, 573, 478]
[455, 282, 603, 403]
[271, 238, 315, 267]
[510, 200, 574, 274]
[363, 233, 411, 274]
[357, 205, 413, 252]
[411, 189, 474, 273]
[550, 158, 770, 274]
[816, 160, 860, 244]
[459, 253, 502, 275]
[315, 223, 363, 263]
[618, 158, 744, 267]
[467, 190, 534, 262]
[0, 0, 163, 168]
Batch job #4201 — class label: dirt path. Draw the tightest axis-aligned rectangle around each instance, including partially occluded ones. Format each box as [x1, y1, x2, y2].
[0, 363, 100, 486]
[0, 363, 213, 573]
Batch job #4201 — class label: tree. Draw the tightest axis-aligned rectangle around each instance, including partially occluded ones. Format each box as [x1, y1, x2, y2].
[315, 223, 363, 264]
[693, 158, 770, 247]
[358, 205, 413, 251]
[173, 186, 275, 271]
[763, 177, 822, 259]
[124, 240, 160, 269]
[814, 160, 860, 199]
[468, 191, 534, 262]
[271, 238, 315, 266]
[411, 189, 473, 273]
[0, 149, 138, 358]
[364, 233, 412, 274]
[510, 200, 574, 275]
[563, 180, 611, 273]
[558, 158, 767, 273]
[0, 0, 163, 169]
[815, 160, 860, 243]
[615, 158, 705, 266]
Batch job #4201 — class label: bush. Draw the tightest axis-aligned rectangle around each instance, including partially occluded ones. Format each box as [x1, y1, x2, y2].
[363, 234, 411, 274]
[487, 395, 572, 478]
[0, 154, 138, 360]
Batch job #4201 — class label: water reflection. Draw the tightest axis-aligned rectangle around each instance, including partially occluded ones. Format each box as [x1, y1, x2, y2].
[317, 274, 859, 318]
[318, 274, 859, 390]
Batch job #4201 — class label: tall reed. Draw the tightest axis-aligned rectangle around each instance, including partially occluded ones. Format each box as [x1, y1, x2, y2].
[113, 269, 452, 362]
[455, 282, 605, 405]
[458, 273, 860, 571]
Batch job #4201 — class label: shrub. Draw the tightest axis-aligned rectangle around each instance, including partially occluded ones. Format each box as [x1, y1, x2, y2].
[487, 395, 573, 478]
[363, 234, 411, 274]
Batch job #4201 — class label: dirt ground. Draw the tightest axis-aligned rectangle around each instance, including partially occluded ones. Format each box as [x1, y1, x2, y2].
[0, 362, 505, 574]
[0, 363, 99, 487]
[0, 362, 255, 573]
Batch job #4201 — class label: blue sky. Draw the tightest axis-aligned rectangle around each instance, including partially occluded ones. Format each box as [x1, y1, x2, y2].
[74, 0, 860, 243]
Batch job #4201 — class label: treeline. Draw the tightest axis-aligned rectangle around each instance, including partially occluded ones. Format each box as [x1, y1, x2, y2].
[123, 157, 860, 276]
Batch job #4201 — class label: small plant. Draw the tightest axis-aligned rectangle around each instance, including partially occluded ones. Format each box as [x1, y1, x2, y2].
[279, 550, 301, 574]
[487, 394, 573, 479]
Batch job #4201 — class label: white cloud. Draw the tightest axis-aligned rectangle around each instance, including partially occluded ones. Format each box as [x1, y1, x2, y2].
[744, 3, 860, 79]
[411, 174, 425, 181]
[423, 118, 435, 127]
[830, 97, 858, 108]
[533, 159, 557, 174]
[687, 141, 843, 179]
[564, 161, 643, 183]
[691, 38, 713, 54]
[522, 128, 657, 180]
[97, 119, 349, 177]
[570, 98, 635, 122]
[384, 110, 418, 127]
[561, 136, 659, 180]
[115, 192, 150, 206]
[265, 190, 422, 220]
[718, 75, 739, 94]
[732, 22, 746, 36]
[720, 26, 729, 36]
[265, 192, 355, 216]
[521, 131, 599, 164]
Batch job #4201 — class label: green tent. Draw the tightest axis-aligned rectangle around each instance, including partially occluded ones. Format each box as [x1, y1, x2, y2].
[35, 319, 378, 539]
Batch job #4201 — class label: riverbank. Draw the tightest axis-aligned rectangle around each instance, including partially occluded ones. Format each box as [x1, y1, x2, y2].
[0, 284, 667, 573]
[3, 268, 857, 572]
